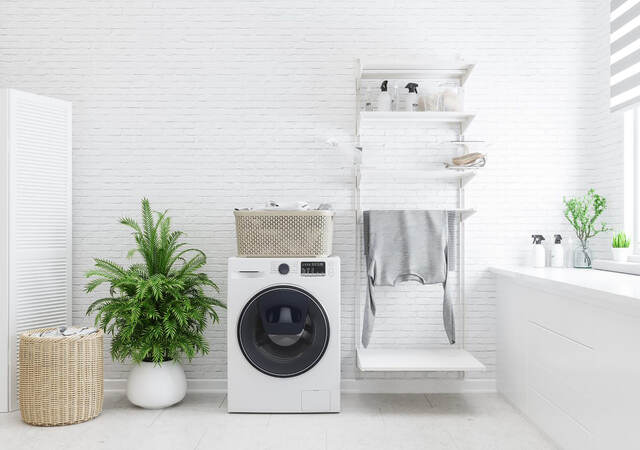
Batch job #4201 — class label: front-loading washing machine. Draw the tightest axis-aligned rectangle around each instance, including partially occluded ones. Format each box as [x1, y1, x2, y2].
[227, 257, 340, 413]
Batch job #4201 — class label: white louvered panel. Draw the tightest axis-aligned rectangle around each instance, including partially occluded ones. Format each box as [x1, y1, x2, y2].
[3, 89, 72, 412]
[611, 0, 640, 110]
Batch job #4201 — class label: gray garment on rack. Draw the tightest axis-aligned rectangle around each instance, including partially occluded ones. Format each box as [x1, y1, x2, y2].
[362, 210, 456, 347]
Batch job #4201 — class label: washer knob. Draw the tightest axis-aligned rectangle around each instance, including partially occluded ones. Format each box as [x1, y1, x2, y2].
[278, 263, 289, 275]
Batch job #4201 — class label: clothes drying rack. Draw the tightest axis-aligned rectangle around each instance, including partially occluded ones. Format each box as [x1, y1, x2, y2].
[352, 59, 486, 372]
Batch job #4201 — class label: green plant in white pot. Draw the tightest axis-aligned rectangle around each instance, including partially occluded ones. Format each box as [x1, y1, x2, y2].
[563, 189, 610, 268]
[612, 231, 631, 263]
[85, 198, 225, 409]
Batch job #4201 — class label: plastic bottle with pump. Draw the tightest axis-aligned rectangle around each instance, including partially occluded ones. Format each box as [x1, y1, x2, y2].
[532, 235, 546, 267]
[550, 234, 564, 267]
[377, 80, 392, 111]
[405, 83, 419, 111]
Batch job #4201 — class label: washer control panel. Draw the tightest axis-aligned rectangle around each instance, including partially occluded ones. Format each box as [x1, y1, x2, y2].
[269, 260, 335, 277]
[300, 261, 325, 276]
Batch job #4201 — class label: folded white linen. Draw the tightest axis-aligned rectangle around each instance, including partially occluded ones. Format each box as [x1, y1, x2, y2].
[31, 326, 98, 338]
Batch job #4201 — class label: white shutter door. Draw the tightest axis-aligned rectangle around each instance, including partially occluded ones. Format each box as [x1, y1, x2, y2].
[7, 89, 72, 411]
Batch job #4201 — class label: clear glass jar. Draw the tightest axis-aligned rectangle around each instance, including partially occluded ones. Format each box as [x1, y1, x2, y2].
[440, 82, 464, 112]
[364, 87, 373, 111]
[422, 83, 441, 111]
[573, 242, 592, 268]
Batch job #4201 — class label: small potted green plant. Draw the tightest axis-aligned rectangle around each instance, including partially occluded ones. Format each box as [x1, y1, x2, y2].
[85, 198, 225, 409]
[612, 231, 631, 262]
[563, 189, 611, 268]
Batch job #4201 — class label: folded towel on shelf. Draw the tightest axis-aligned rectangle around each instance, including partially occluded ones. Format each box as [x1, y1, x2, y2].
[447, 152, 486, 168]
[362, 210, 456, 347]
[31, 326, 98, 338]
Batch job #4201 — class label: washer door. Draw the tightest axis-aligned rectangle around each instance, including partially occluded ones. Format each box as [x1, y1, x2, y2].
[237, 285, 330, 378]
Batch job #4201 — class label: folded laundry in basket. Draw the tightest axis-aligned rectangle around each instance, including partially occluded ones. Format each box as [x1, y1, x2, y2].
[265, 200, 310, 210]
[31, 326, 98, 338]
[362, 210, 456, 348]
[235, 201, 333, 211]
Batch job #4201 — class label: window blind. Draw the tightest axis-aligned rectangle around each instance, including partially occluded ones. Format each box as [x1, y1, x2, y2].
[611, 0, 640, 111]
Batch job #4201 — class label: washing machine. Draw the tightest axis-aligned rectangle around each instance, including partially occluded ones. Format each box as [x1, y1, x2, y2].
[227, 257, 340, 413]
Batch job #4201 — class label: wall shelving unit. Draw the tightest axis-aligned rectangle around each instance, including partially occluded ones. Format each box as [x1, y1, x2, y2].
[353, 58, 485, 373]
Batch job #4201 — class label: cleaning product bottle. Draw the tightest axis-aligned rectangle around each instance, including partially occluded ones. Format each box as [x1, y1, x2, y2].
[364, 87, 373, 111]
[377, 80, 392, 111]
[532, 235, 546, 267]
[550, 234, 564, 267]
[405, 83, 419, 111]
[391, 83, 400, 111]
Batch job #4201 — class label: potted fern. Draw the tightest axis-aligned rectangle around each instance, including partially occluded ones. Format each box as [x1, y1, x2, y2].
[563, 189, 610, 268]
[85, 199, 225, 409]
[612, 231, 631, 262]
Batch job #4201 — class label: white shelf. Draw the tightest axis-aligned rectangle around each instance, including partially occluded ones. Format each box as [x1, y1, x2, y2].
[358, 166, 477, 187]
[358, 59, 475, 85]
[359, 111, 475, 133]
[444, 165, 483, 171]
[357, 347, 486, 372]
[355, 208, 476, 223]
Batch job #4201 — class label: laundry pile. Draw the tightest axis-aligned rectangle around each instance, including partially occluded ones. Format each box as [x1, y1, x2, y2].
[236, 200, 332, 211]
[445, 152, 486, 168]
[30, 326, 98, 338]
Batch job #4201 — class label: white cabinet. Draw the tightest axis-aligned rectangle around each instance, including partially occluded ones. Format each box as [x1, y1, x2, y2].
[0, 89, 72, 412]
[494, 267, 640, 450]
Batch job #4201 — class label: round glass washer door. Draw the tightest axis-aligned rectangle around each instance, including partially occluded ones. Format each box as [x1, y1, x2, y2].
[237, 285, 330, 378]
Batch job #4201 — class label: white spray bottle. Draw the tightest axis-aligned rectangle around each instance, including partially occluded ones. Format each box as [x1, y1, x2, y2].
[532, 234, 546, 267]
[405, 82, 419, 111]
[377, 80, 392, 111]
[550, 234, 564, 267]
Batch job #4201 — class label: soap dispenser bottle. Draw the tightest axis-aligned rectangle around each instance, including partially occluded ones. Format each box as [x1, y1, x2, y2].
[377, 80, 392, 111]
[550, 234, 564, 267]
[532, 234, 546, 267]
[405, 83, 419, 111]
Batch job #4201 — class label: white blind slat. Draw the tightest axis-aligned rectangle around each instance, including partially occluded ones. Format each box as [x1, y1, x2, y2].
[611, 0, 640, 111]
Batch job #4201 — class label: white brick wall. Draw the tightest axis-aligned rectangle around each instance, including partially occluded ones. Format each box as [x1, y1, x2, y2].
[0, 0, 613, 385]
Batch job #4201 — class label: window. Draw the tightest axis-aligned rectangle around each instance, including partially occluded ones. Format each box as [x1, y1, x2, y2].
[624, 108, 640, 258]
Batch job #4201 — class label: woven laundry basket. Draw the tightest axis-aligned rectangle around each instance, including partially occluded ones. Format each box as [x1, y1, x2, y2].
[234, 210, 334, 257]
[19, 328, 104, 426]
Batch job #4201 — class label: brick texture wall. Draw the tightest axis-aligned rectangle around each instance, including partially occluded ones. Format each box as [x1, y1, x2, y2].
[0, 0, 612, 385]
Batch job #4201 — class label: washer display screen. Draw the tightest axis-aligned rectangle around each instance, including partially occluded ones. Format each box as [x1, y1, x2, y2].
[301, 261, 325, 276]
[237, 285, 330, 378]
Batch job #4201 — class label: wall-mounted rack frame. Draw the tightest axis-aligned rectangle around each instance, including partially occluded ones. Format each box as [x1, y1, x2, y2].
[352, 58, 486, 373]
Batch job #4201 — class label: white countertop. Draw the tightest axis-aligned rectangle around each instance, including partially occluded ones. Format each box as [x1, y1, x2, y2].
[490, 266, 640, 314]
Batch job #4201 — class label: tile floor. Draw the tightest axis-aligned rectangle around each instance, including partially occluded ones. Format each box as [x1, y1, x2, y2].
[0, 391, 558, 450]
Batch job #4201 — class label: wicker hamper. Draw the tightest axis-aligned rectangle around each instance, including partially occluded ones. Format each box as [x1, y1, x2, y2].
[234, 210, 334, 257]
[19, 328, 104, 426]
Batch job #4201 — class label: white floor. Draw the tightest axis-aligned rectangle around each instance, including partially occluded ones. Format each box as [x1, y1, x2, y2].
[0, 391, 558, 450]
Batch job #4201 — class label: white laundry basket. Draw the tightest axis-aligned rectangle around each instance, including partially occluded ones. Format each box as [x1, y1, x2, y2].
[234, 210, 334, 257]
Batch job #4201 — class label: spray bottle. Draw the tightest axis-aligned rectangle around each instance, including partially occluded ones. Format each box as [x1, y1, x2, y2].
[405, 83, 419, 111]
[377, 80, 392, 111]
[532, 235, 546, 267]
[550, 234, 564, 267]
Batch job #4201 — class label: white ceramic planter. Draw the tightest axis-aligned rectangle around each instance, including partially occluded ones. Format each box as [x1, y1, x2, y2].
[126, 360, 187, 409]
[612, 247, 631, 263]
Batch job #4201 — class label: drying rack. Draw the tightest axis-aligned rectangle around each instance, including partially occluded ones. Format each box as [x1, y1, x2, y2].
[352, 58, 486, 372]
